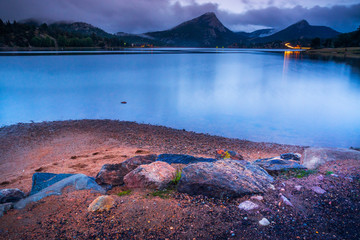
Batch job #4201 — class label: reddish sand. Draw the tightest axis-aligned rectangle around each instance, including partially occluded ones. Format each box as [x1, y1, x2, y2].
[0, 120, 359, 240]
[0, 120, 304, 192]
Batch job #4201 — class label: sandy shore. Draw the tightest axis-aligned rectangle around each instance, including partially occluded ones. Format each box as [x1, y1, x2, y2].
[0, 119, 304, 192]
[1, 120, 359, 239]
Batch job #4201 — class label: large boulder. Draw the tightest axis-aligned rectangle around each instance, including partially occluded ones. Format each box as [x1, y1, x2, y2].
[0, 188, 25, 203]
[30, 173, 74, 195]
[156, 154, 217, 165]
[15, 174, 105, 209]
[124, 161, 176, 190]
[177, 160, 274, 198]
[96, 154, 157, 186]
[302, 147, 360, 169]
[253, 158, 306, 172]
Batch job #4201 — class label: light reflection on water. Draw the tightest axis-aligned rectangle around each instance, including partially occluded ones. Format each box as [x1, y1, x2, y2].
[0, 49, 359, 148]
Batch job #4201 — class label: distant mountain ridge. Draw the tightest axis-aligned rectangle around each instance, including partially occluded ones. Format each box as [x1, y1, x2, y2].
[142, 13, 341, 47]
[3, 13, 346, 48]
[50, 22, 113, 38]
[254, 20, 340, 43]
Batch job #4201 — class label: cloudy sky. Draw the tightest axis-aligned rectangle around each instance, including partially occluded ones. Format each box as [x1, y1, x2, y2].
[0, 0, 359, 33]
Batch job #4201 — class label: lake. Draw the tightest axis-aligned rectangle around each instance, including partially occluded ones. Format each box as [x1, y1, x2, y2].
[0, 48, 359, 148]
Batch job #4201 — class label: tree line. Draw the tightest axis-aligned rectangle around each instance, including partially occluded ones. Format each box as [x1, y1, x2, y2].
[311, 27, 360, 49]
[0, 19, 128, 48]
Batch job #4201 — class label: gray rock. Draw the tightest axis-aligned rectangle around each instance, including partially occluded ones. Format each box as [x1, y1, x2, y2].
[238, 200, 259, 211]
[0, 203, 13, 217]
[15, 174, 105, 209]
[30, 173, 74, 195]
[96, 154, 157, 186]
[156, 154, 217, 165]
[0, 188, 25, 203]
[124, 161, 176, 190]
[302, 147, 360, 169]
[294, 185, 302, 191]
[177, 160, 274, 198]
[280, 153, 301, 161]
[253, 158, 307, 172]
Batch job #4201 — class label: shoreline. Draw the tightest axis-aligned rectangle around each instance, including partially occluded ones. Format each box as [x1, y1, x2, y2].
[306, 47, 360, 59]
[0, 119, 304, 192]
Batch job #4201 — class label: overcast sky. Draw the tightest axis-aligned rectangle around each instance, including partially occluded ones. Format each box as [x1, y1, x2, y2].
[0, 0, 359, 33]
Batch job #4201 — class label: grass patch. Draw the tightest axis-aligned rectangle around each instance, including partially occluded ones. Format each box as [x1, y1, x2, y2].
[294, 169, 318, 178]
[171, 169, 182, 185]
[149, 189, 174, 199]
[117, 189, 132, 196]
[278, 169, 318, 179]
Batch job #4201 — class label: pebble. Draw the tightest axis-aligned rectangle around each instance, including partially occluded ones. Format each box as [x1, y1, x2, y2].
[311, 186, 326, 194]
[238, 200, 259, 211]
[250, 195, 264, 201]
[259, 218, 270, 226]
[280, 194, 294, 207]
[294, 185, 302, 191]
[316, 175, 324, 181]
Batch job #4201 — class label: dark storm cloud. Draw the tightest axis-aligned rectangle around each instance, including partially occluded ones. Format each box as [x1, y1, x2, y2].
[0, 0, 219, 33]
[0, 0, 359, 33]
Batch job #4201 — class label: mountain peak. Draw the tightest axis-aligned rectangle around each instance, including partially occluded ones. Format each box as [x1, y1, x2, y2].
[203, 12, 216, 17]
[294, 20, 310, 28]
[188, 12, 226, 32]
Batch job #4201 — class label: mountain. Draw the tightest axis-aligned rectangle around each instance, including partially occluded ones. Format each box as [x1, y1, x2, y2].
[255, 20, 340, 43]
[236, 28, 275, 38]
[50, 22, 113, 38]
[145, 12, 242, 47]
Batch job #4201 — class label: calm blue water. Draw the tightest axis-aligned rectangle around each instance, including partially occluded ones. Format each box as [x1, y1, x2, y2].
[0, 48, 360, 148]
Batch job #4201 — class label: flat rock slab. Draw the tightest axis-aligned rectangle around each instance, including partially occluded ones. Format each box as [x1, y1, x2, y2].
[30, 173, 74, 195]
[302, 147, 360, 169]
[124, 161, 176, 190]
[0, 189, 25, 203]
[156, 154, 217, 165]
[15, 174, 105, 209]
[253, 158, 306, 172]
[177, 160, 274, 198]
[96, 154, 157, 186]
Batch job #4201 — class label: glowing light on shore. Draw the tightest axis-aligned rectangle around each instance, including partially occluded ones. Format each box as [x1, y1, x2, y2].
[285, 42, 310, 50]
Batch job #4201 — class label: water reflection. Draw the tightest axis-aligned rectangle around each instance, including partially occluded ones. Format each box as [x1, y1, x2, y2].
[0, 50, 359, 148]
